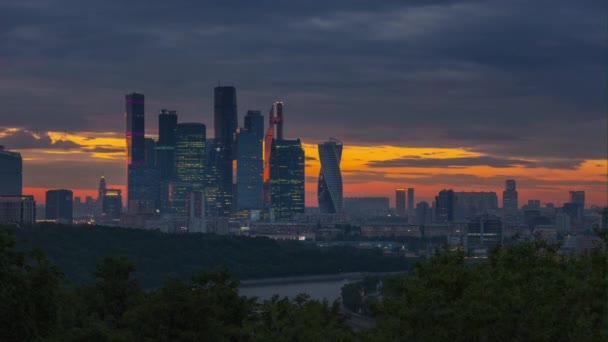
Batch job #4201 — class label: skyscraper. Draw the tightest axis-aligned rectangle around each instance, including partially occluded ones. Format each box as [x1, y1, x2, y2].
[0, 195, 35, 225]
[46, 189, 73, 224]
[236, 111, 264, 213]
[395, 188, 406, 216]
[318, 139, 343, 214]
[0, 146, 22, 196]
[434, 189, 456, 223]
[269, 139, 305, 220]
[503, 179, 518, 222]
[156, 109, 178, 181]
[407, 188, 415, 218]
[263, 102, 284, 207]
[175, 123, 206, 192]
[415, 201, 431, 225]
[102, 189, 122, 222]
[213, 86, 238, 216]
[125, 92, 146, 211]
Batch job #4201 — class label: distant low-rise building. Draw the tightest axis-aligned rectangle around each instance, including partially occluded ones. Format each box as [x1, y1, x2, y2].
[0, 195, 36, 225]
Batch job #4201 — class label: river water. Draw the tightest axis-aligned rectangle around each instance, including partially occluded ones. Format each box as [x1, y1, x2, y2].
[239, 278, 355, 302]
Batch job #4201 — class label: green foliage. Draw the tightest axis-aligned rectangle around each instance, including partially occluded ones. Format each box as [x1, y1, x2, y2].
[341, 276, 380, 314]
[13, 223, 415, 288]
[365, 241, 608, 341]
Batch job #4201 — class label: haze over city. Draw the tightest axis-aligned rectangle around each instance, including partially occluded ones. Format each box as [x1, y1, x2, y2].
[0, 0, 605, 208]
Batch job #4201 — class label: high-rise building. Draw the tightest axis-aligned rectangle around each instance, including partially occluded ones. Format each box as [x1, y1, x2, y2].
[407, 188, 415, 218]
[263, 102, 284, 207]
[125, 92, 147, 211]
[168, 181, 193, 216]
[213, 86, 238, 217]
[186, 191, 206, 233]
[455, 191, 498, 219]
[395, 188, 406, 216]
[236, 111, 264, 213]
[569, 191, 585, 209]
[269, 139, 305, 220]
[98, 175, 107, 203]
[145, 138, 156, 168]
[156, 109, 178, 181]
[467, 214, 502, 249]
[502, 179, 518, 223]
[46, 189, 73, 224]
[318, 139, 343, 214]
[175, 123, 206, 191]
[0, 146, 22, 196]
[434, 189, 456, 223]
[0, 195, 35, 225]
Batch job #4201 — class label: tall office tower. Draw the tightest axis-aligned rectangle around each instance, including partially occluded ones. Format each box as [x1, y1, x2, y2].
[145, 138, 156, 168]
[502, 179, 518, 212]
[455, 191, 498, 219]
[236, 111, 264, 213]
[168, 182, 193, 216]
[186, 191, 206, 233]
[213, 86, 238, 216]
[0, 146, 22, 196]
[415, 201, 431, 225]
[125, 92, 146, 211]
[263, 102, 284, 207]
[318, 139, 343, 214]
[98, 175, 106, 202]
[434, 189, 456, 223]
[569, 191, 585, 208]
[269, 139, 305, 220]
[407, 188, 415, 217]
[395, 188, 406, 216]
[156, 109, 178, 180]
[46, 189, 73, 224]
[175, 123, 206, 193]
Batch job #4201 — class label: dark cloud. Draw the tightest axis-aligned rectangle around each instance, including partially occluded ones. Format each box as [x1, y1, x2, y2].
[367, 156, 584, 170]
[0, 0, 604, 162]
[305, 156, 317, 161]
[85, 146, 124, 153]
[0, 129, 80, 150]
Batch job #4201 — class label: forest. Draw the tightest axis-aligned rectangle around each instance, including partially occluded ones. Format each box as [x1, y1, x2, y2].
[1, 225, 606, 341]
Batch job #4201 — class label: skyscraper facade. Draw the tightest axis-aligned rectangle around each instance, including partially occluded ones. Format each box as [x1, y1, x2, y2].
[395, 188, 406, 216]
[263, 102, 284, 207]
[174, 123, 206, 192]
[46, 189, 73, 224]
[434, 189, 457, 223]
[407, 188, 415, 217]
[318, 139, 343, 214]
[502, 179, 518, 223]
[0, 195, 35, 225]
[0, 146, 22, 196]
[269, 139, 305, 220]
[102, 189, 122, 222]
[125, 92, 147, 211]
[213, 86, 238, 216]
[157, 109, 178, 181]
[569, 191, 585, 208]
[415, 201, 431, 225]
[236, 111, 264, 212]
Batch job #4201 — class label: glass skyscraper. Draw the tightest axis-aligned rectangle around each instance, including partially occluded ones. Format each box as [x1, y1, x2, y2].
[269, 139, 305, 220]
[236, 111, 264, 212]
[156, 109, 178, 181]
[46, 189, 73, 224]
[175, 123, 206, 192]
[125, 92, 146, 211]
[212, 86, 238, 217]
[317, 139, 343, 214]
[0, 146, 22, 196]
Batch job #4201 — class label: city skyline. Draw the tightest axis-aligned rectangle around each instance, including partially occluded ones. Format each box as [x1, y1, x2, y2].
[0, 1, 605, 207]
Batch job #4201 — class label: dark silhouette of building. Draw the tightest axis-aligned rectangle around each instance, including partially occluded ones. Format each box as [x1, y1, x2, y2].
[395, 188, 406, 216]
[263, 102, 284, 207]
[0, 146, 22, 196]
[415, 201, 431, 225]
[102, 189, 122, 222]
[145, 138, 156, 168]
[46, 189, 73, 224]
[434, 189, 457, 223]
[156, 109, 178, 180]
[0, 195, 35, 225]
[407, 188, 415, 218]
[502, 179, 518, 222]
[569, 191, 585, 209]
[236, 111, 264, 214]
[467, 214, 502, 249]
[213, 86, 238, 217]
[455, 191, 498, 219]
[318, 139, 343, 214]
[125, 92, 147, 211]
[269, 139, 305, 220]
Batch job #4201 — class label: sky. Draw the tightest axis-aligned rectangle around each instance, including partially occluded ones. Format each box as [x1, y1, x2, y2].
[0, 0, 606, 207]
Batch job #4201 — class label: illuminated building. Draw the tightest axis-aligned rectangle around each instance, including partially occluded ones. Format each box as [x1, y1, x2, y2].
[263, 102, 284, 207]
[0, 195, 35, 225]
[186, 191, 206, 233]
[269, 139, 305, 220]
[45, 189, 73, 224]
[318, 139, 343, 214]
[0, 146, 22, 196]
[236, 110, 264, 213]
[467, 214, 503, 250]
[175, 123, 206, 191]
[102, 189, 122, 222]
[213, 86, 238, 217]
[395, 188, 406, 216]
